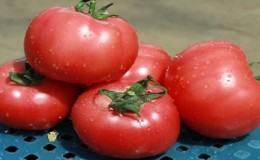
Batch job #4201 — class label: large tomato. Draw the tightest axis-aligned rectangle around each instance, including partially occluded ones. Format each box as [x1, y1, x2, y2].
[120, 43, 171, 83]
[164, 40, 260, 139]
[71, 76, 180, 159]
[24, 0, 138, 85]
[0, 59, 79, 130]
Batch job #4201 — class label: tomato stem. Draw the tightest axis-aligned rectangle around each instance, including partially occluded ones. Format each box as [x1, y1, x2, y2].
[99, 75, 167, 117]
[89, 0, 96, 16]
[75, 0, 117, 20]
[9, 61, 44, 86]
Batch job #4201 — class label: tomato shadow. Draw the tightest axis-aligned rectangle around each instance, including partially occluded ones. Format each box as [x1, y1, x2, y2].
[176, 123, 249, 148]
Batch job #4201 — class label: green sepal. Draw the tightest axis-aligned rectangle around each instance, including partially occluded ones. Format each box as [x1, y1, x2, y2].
[249, 61, 260, 81]
[9, 61, 44, 86]
[99, 75, 167, 117]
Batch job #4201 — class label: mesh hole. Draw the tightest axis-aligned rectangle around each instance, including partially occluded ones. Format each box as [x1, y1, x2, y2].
[213, 143, 224, 148]
[4, 128, 18, 134]
[24, 154, 39, 160]
[160, 156, 174, 160]
[5, 146, 19, 153]
[61, 134, 73, 141]
[176, 145, 189, 152]
[63, 152, 76, 159]
[43, 144, 56, 151]
[23, 136, 37, 142]
[198, 153, 211, 160]
[80, 143, 89, 150]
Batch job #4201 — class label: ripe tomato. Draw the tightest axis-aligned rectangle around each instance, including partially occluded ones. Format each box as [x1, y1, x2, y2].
[120, 43, 171, 83]
[164, 40, 260, 139]
[24, 1, 138, 85]
[0, 59, 79, 130]
[71, 76, 180, 159]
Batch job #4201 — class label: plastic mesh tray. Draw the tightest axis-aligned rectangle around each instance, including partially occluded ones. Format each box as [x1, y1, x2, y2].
[0, 118, 260, 160]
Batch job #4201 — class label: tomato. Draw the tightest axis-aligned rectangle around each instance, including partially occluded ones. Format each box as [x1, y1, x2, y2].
[71, 76, 180, 159]
[120, 43, 171, 83]
[0, 59, 79, 130]
[164, 40, 260, 139]
[24, 1, 138, 85]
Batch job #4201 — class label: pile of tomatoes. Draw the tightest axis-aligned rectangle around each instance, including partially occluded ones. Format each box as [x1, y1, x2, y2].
[1, 0, 260, 159]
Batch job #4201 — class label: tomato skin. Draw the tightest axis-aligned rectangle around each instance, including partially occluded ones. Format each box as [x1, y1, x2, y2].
[71, 81, 180, 159]
[120, 43, 171, 83]
[164, 40, 260, 139]
[0, 59, 79, 130]
[24, 7, 138, 85]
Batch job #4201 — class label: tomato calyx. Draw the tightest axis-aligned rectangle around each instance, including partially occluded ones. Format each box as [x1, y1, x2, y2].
[9, 61, 44, 86]
[99, 75, 167, 117]
[75, 0, 117, 20]
[249, 61, 260, 80]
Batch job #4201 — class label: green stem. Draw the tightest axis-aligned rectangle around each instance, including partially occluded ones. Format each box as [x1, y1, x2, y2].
[89, 0, 96, 16]
[9, 62, 44, 86]
[99, 75, 167, 117]
[75, 0, 117, 20]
